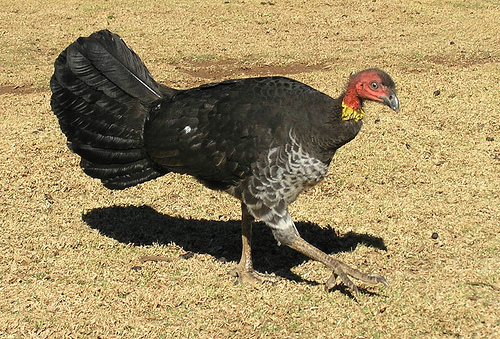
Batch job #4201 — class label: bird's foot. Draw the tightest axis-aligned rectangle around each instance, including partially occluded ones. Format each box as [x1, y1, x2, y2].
[229, 266, 278, 285]
[287, 236, 387, 297]
[325, 263, 388, 297]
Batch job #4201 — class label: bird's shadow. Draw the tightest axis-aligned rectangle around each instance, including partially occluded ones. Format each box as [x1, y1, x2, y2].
[83, 205, 386, 284]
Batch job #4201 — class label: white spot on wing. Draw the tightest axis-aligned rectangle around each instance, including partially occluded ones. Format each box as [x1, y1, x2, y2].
[183, 126, 192, 134]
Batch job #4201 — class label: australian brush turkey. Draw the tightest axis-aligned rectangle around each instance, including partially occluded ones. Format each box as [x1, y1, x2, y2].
[50, 30, 399, 295]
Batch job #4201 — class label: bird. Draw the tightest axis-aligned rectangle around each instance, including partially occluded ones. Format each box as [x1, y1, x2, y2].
[50, 29, 399, 296]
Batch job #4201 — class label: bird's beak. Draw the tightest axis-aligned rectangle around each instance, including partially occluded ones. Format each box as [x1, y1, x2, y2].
[380, 90, 399, 112]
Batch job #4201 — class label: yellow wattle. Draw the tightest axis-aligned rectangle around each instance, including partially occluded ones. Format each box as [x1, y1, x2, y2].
[341, 101, 365, 122]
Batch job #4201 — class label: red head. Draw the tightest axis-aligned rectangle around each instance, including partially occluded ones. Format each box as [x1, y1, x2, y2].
[343, 69, 399, 112]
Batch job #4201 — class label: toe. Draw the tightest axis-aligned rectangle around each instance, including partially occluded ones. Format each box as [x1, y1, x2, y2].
[229, 267, 277, 285]
[366, 273, 389, 287]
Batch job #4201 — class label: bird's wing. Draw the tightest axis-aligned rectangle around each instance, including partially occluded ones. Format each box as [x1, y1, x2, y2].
[144, 77, 327, 189]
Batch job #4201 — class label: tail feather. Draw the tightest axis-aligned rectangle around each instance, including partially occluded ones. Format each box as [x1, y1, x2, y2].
[50, 30, 167, 189]
[82, 158, 164, 188]
[51, 84, 142, 148]
[73, 31, 161, 102]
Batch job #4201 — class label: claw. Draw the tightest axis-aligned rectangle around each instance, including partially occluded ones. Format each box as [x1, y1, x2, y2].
[324, 266, 387, 296]
[325, 269, 360, 296]
[325, 272, 338, 291]
[229, 267, 277, 285]
[366, 273, 389, 287]
[337, 270, 360, 297]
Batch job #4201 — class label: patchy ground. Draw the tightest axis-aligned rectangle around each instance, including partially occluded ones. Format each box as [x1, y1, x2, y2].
[0, 0, 499, 337]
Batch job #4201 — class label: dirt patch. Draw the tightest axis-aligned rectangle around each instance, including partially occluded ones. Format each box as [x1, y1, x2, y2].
[0, 84, 45, 96]
[177, 59, 328, 80]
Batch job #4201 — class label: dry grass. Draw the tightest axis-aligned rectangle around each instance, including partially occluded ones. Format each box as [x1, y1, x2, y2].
[1, 0, 499, 337]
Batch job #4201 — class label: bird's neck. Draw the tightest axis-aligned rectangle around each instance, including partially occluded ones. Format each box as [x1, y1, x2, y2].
[341, 88, 364, 122]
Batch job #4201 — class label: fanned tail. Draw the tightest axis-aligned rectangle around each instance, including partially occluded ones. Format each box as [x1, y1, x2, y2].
[50, 30, 168, 189]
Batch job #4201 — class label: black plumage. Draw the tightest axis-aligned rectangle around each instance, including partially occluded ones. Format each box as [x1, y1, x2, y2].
[50, 30, 399, 295]
[144, 76, 358, 190]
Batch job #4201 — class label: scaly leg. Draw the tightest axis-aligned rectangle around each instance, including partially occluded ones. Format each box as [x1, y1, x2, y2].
[228, 203, 277, 284]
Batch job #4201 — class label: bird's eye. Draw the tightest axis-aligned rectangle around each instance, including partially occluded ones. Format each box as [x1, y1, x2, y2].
[370, 82, 379, 90]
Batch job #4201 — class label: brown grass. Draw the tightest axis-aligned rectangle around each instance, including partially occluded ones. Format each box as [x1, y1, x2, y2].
[1, 0, 499, 337]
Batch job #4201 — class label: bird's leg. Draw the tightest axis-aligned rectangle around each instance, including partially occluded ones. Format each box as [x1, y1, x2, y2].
[243, 195, 386, 295]
[228, 203, 277, 284]
[267, 210, 387, 296]
[286, 236, 388, 296]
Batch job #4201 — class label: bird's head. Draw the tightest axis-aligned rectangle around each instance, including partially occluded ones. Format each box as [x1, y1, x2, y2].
[341, 69, 399, 122]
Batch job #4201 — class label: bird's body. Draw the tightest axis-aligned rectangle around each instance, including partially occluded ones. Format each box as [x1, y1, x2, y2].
[143, 76, 362, 243]
[50, 30, 399, 295]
